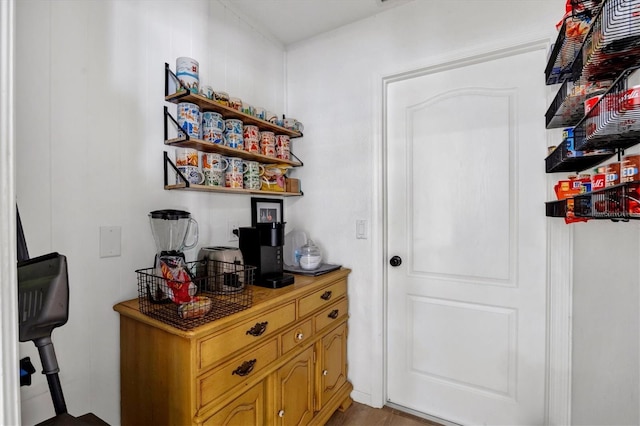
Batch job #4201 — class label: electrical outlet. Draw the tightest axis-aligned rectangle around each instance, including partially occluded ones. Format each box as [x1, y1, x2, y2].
[228, 220, 239, 242]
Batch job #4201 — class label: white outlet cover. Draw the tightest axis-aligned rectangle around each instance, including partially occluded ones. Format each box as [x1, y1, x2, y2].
[100, 226, 121, 258]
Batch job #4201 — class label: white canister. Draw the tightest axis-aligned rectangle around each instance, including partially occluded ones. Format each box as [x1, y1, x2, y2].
[177, 102, 200, 139]
[176, 57, 199, 94]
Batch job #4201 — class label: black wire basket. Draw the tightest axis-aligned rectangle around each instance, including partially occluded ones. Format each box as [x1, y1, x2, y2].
[136, 260, 254, 330]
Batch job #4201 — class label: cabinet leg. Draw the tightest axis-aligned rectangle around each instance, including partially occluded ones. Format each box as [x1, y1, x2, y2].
[338, 396, 353, 412]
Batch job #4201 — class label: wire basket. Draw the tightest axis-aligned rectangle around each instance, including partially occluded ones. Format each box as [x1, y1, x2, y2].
[136, 260, 254, 330]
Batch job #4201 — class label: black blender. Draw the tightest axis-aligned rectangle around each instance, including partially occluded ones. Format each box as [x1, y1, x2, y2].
[148, 209, 199, 302]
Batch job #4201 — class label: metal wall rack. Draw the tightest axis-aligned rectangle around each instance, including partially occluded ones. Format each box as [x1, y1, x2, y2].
[545, 0, 640, 220]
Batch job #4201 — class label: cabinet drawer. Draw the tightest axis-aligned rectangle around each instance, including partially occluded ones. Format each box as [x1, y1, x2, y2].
[198, 302, 295, 372]
[280, 319, 313, 355]
[298, 279, 346, 318]
[198, 338, 278, 413]
[315, 298, 348, 332]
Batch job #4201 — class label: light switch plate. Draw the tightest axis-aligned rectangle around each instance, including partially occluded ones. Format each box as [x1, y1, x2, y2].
[356, 220, 368, 239]
[100, 226, 121, 258]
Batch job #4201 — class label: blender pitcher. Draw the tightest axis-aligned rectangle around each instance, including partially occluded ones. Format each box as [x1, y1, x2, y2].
[149, 209, 199, 256]
[148, 209, 199, 303]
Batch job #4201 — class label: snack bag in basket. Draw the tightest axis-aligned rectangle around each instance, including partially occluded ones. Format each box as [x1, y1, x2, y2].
[158, 256, 197, 304]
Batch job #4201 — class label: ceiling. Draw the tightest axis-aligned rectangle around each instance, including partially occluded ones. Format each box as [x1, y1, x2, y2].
[219, 0, 415, 46]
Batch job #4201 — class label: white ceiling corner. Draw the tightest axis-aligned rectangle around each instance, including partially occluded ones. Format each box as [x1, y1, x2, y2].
[219, 0, 415, 47]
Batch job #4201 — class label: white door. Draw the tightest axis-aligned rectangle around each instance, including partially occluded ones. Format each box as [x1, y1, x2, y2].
[386, 45, 548, 425]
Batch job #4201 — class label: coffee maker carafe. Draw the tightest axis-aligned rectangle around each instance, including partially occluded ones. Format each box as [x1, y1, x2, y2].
[238, 222, 294, 288]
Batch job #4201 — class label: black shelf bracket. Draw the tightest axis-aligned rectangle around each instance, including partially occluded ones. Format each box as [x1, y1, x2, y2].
[164, 151, 190, 188]
[164, 106, 190, 142]
[164, 62, 191, 99]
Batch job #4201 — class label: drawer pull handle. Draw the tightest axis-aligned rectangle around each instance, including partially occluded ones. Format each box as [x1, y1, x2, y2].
[246, 321, 268, 336]
[323, 369, 328, 376]
[295, 332, 304, 341]
[232, 359, 256, 377]
[278, 410, 285, 418]
[321, 291, 332, 301]
[328, 309, 339, 319]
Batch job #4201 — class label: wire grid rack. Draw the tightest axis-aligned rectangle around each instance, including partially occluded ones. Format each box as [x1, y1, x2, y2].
[581, 0, 640, 81]
[574, 180, 640, 219]
[136, 260, 254, 330]
[574, 65, 640, 149]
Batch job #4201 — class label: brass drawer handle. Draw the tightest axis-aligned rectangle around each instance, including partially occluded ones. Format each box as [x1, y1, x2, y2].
[232, 359, 256, 377]
[320, 290, 332, 301]
[246, 321, 268, 336]
[328, 309, 339, 319]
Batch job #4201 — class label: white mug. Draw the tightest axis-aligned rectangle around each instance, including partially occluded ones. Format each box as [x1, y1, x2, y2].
[176, 166, 204, 185]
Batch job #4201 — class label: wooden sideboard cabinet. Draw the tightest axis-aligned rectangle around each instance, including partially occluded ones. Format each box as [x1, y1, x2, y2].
[113, 268, 353, 426]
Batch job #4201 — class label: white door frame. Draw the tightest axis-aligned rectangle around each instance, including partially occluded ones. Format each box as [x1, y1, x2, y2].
[0, 0, 21, 424]
[369, 38, 573, 425]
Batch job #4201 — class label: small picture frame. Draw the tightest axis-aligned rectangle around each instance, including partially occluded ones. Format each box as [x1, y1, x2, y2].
[251, 197, 283, 226]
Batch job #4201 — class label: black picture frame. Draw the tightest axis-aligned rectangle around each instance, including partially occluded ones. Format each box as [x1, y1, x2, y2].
[251, 197, 283, 226]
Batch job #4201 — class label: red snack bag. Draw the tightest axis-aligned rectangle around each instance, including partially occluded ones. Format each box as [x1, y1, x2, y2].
[159, 257, 196, 304]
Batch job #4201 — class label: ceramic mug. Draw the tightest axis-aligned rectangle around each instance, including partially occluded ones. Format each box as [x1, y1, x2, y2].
[176, 166, 204, 185]
[225, 132, 244, 150]
[261, 143, 276, 157]
[276, 135, 290, 160]
[204, 170, 224, 187]
[243, 160, 264, 177]
[260, 131, 275, 146]
[284, 118, 297, 130]
[227, 157, 244, 174]
[229, 97, 243, 111]
[243, 175, 262, 190]
[202, 111, 224, 131]
[199, 85, 214, 100]
[225, 171, 243, 189]
[244, 138, 260, 153]
[176, 102, 200, 138]
[243, 125, 259, 140]
[224, 118, 243, 135]
[175, 148, 199, 167]
[254, 107, 266, 120]
[201, 152, 228, 173]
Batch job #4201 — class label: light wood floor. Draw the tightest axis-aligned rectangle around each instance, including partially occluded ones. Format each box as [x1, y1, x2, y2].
[326, 402, 444, 426]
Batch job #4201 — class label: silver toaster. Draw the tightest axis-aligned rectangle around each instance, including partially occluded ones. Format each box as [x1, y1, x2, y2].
[197, 246, 245, 293]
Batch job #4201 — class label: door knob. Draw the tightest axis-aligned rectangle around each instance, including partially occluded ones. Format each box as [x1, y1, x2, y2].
[389, 256, 402, 267]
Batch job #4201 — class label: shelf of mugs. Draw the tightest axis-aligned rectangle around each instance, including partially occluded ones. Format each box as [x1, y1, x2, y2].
[162, 152, 302, 197]
[164, 63, 302, 138]
[164, 181, 302, 197]
[164, 134, 302, 167]
[572, 65, 640, 151]
[163, 107, 302, 167]
[547, 180, 640, 221]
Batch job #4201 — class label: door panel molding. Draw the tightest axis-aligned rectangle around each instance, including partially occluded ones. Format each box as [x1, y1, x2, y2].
[372, 38, 572, 425]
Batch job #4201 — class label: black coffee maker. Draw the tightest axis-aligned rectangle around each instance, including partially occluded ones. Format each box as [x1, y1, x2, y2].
[238, 222, 294, 288]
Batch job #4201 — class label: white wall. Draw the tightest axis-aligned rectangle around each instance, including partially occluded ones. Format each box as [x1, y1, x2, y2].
[572, 220, 640, 425]
[15, 1, 285, 424]
[284, 0, 563, 408]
